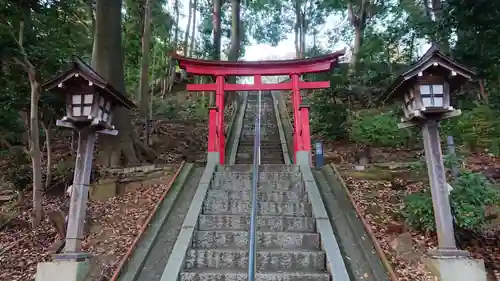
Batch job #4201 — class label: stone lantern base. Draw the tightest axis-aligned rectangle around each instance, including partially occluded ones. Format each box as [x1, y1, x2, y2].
[423, 256, 487, 281]
[35, 260, 89, 281]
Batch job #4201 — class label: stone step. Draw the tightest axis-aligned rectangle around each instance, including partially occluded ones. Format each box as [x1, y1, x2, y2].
[202, 199, 312, 216]
[180, 270, 330, 281]
[210, 181, 303, 191]
[198, 215, 316, 232]
[192, 231, 320, 250]
[184, 249, 325, 271]
[206, 189, 308, 202]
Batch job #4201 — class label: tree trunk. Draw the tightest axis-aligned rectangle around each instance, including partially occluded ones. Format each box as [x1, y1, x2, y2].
[226, 0, 241, 105]
[138, 0, 153, 119]
[173, 0, 180, 49]
[294, 0, 301, 58]
[212, 0, 222, 60]
[347, 0, 368, 70]
[183, 0, 193, 55]
[29, 77, 43, 228]
[189, 0, 197, 57]
[210, 0, 222, 106]
[42, 121, 53, 189]
[14, 20, 43, 228]
[92, 0, 141, 167]
[351, 25, 364, 69]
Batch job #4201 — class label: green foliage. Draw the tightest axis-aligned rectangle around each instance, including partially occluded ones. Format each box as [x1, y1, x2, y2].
[152, 97, 180, 119]
[451, 172, 500, 231]
[310, 89, 348, 140]
[403, 190, 436, 232]
[403, 172, 500, 233]
[347, 109, 413, 147]
[441, 104, 500, 151]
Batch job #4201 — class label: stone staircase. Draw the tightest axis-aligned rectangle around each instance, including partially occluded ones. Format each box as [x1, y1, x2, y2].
[178, 164, 330, 281]
[235, 91, 284, 164]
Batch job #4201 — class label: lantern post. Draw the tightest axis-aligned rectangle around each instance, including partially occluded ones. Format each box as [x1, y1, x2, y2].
[36, 57, 136, 281]
[385, 46, 487, 281]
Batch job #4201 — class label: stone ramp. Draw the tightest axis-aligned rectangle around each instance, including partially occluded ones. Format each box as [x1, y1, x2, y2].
[118, 166, 204, 281]
[313, 166, 391, 281]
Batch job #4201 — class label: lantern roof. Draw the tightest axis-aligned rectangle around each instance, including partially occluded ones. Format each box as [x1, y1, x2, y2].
[384, 45, 476, 102]
[43, 56, 136, 109]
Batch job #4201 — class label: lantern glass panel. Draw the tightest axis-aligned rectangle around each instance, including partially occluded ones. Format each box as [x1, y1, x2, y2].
[99, 97, 105, 107]
[423, 97, 433, 107]
[434, 96, 444, 107]
[103, 112, 109, 121]
[433, 85, 444, 95]
[105, 101, 111, 111]
[84, 94, 93, 104]
[420, 84, 445, 108]
[83, 106, 92, 116]
[420, 85, 431, 95]
[72, 106, 80, 116]
[72, 95, 81, 105]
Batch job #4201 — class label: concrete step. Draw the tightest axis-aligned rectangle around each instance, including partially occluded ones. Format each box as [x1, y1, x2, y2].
[202, 199, 312, 216]
[206, 189, 307, 202]
[184, 249, 325, 271]
[197, 215, 316, 232]
[192, 231, 320, 250]
[180, 269, 330, 281]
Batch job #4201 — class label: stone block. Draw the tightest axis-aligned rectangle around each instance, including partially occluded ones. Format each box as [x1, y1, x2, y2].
[89, 178, 117, 201]
[35, 260, 89, 281]
[423, 256, 487, 281]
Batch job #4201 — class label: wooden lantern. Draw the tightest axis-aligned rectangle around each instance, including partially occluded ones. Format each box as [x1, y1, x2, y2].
[385, 46, 476, 122]
[43, 57, 136, 130]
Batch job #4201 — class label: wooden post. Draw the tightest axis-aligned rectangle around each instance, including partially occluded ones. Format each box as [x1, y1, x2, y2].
[64, 128, 96, 254]
[422, 120, 464, 255]
[290, 73, 302, 163]
[299, 104, 311, 164]
[216, 75, 225, 164]
[208, 107, 218, 152]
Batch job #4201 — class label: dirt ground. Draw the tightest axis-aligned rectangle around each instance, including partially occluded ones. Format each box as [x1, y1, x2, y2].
[0, 165, 178, 281]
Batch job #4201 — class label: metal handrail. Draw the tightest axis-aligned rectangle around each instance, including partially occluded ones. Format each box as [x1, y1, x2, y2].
[248, 91, 261, 281]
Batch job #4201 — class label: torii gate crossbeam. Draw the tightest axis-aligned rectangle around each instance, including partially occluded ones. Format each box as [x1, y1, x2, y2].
[171, 51, 345, 165]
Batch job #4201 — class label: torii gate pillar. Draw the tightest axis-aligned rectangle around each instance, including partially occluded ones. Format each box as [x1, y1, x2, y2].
[171, 51, 345, 165]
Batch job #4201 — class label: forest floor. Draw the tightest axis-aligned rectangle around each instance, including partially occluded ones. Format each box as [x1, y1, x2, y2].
[323, 142, 500, 281]
[0, 116, 209, 281]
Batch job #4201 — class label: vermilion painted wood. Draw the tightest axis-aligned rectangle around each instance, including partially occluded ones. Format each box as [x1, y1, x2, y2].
[208, 108, 218, 152]
[216, 75, 225, 164]
[171, 51, 344, 76]
[299, 106, 312, 165]
[171, 50, 345, 164]
[186, 80, 330, 92]
[290, 74, 302, 163]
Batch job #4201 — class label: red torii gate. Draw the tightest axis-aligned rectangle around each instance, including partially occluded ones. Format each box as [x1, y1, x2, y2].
[171, 51, 345, 165]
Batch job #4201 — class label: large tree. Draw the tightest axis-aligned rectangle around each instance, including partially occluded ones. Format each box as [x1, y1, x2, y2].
[92, 0, 155, 167]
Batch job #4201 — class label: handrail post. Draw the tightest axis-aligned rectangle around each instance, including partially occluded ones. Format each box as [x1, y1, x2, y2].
[248, 91, 261, 281]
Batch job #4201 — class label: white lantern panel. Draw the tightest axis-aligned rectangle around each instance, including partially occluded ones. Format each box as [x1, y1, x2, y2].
[434, 96, 444, 107]
[103, 112, 109, 121]
[72, 106, 80, 116]
[84, 94, 93, 104]
[420, 85, 431, 95]
[105, 101, 111, 111]
[422, 97, 433, 107]
[83, 106, 92, 116]
[433, 85, 444, 95]
[72, 95, 81, 105]
[99, 97, 105, 107]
